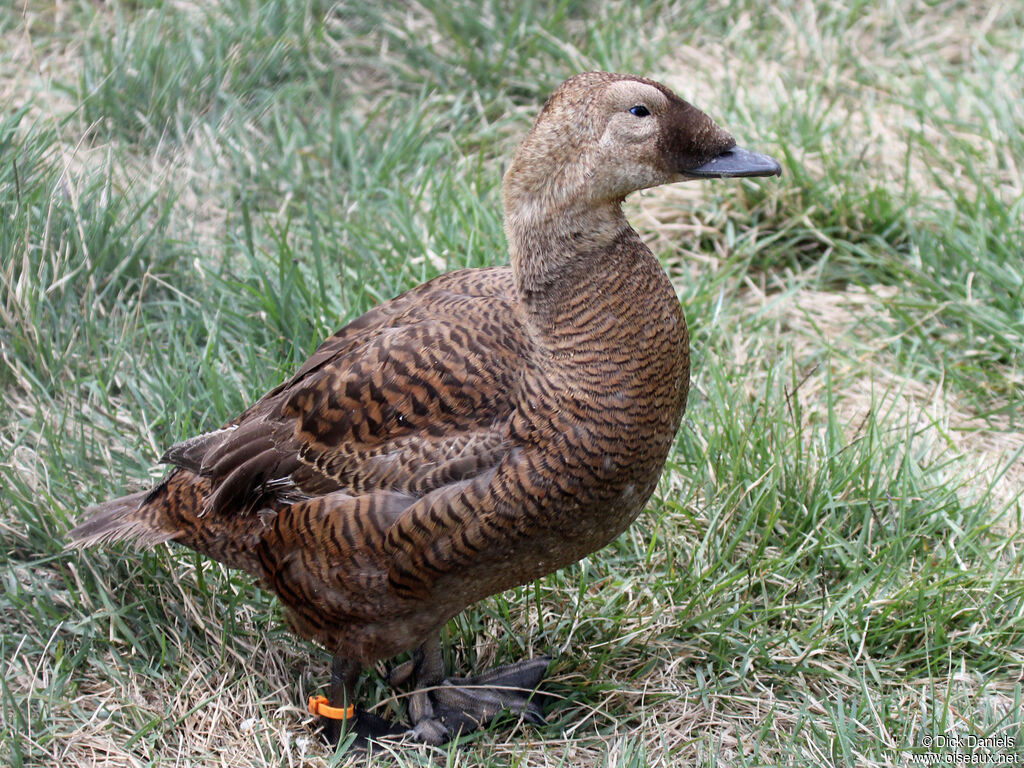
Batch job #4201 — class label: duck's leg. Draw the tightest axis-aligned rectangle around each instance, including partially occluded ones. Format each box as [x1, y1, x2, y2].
[313, 655, 405, 749]
[396, 636, 549, 745]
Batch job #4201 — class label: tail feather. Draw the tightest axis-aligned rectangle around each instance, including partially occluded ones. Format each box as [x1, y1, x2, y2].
[66, 490, 175, 549]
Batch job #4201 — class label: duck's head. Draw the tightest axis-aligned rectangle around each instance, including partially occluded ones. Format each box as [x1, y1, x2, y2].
[503, 72, 781, 218]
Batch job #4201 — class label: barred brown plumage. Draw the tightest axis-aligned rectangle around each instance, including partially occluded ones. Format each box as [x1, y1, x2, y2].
[68, 71, 780, 748]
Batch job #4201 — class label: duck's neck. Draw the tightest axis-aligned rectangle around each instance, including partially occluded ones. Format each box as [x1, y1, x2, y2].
[504, 198, 683, 372]
[505, 199, 627, 296]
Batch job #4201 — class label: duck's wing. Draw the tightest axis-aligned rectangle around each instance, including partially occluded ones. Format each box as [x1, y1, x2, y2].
[161, 266, 526, 515]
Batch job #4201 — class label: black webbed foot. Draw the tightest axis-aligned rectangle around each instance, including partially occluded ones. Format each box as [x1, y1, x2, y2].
[318, 708, 406, 751]
[321, 646, 550, 749]
[406, 655, 551, 745]
[313, 655, 406, 751]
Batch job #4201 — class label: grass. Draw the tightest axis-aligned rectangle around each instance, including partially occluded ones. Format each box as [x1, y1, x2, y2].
[2, 0, 1023, 765]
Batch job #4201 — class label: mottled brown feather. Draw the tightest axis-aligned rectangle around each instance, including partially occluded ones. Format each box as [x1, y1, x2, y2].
[69, 72, 778, 680]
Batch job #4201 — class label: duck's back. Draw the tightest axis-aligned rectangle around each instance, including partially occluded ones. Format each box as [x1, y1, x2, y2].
[70, 265, 526, 565]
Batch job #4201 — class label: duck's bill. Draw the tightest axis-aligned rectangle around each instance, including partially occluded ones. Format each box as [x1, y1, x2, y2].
[683, 146, 782, 179]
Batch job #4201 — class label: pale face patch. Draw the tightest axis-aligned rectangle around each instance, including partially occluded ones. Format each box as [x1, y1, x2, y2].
[588, 82, 682, 198]
[600, 81, 671, 147]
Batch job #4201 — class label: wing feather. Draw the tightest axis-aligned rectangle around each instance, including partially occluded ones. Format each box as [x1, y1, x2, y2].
[160, 267, 525, 515]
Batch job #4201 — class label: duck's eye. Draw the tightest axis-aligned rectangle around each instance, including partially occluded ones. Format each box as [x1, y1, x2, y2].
[629, 105, 651, 117]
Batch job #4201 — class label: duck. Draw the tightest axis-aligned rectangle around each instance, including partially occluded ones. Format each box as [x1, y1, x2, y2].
[69, 71, 781, 747]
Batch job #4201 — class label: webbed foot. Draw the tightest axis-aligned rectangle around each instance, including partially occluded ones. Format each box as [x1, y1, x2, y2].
[406, 656, 550, 745]
[314, 655, 405, 751]
[318, 707, 406, 750]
